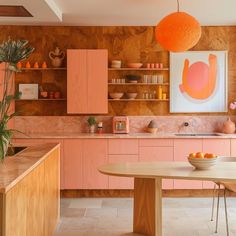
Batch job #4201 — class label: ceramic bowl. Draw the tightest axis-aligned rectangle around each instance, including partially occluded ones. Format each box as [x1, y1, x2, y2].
[109, 93, 124, 100]
[147, 127, 158, 134]
[126, 93, 138, 99]
[127, 63, 143, 68]
[188, 157, 218, 170]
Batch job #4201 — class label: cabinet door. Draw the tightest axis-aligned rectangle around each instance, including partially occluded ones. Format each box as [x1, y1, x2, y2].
[231, 139, 236, 156]
[83, 139, 108, 189]
[174, 139, 203, 189]
[67, 50, 87, 113]
[139, 146, 174, 189]
[87, 50, 108, 114]
[108, 139, 139, 155]
[202, 139, 231, 188]
[108, 155, 138, 189]
[63, 139, 83, 189]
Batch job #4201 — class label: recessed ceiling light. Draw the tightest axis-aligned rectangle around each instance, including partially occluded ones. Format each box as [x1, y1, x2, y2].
[0, 5, 33, 17]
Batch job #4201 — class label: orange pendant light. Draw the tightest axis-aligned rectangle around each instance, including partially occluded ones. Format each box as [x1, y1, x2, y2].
[155, 0, 201, 52]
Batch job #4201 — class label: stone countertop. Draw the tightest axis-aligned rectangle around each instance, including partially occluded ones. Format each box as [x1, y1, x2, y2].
[0, 143, 59, 193]
[13, 132, 236, 139]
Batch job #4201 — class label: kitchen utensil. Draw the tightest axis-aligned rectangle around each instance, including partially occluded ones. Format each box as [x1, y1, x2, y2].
[126, 93, 138, 100]
[109, 93, 124, 100]
[127, 63, 143, 68]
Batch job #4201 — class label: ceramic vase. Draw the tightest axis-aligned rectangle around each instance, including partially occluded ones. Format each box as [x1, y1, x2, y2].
[222, 118, 236, 134]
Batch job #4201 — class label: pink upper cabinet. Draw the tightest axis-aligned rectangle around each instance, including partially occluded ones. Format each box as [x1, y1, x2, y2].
[67, 49, 108, 114]
[174, 139, 203, 189]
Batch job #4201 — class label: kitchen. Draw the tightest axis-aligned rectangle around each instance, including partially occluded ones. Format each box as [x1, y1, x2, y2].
[0, 1, 236, 236]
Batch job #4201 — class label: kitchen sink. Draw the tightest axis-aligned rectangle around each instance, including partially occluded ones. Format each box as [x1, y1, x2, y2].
[175, 133, 220, 137]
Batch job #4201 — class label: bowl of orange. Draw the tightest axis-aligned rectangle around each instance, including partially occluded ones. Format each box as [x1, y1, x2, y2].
[188, 152, 218, 170]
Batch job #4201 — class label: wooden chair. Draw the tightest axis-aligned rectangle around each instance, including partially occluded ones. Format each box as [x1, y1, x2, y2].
[211, 156, 236, 236]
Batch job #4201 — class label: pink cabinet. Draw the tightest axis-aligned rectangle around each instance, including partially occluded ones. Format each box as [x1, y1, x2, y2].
[67, 49, 108, 114]
[108, 155, 138, 189]
[202, 139, 231, 188]
[139, 146, 174, 189]
[231, 139, 236, 156]
[63, 139, 83, 189]
[174, 139, 203, 189]
[108, 139, 139, 155]
[83, 139, 108, 189]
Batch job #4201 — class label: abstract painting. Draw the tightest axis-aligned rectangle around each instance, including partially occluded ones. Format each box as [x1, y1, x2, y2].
[170, 51, 228, 113]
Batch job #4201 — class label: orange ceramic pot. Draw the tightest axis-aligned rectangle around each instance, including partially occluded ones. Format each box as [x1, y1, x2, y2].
[222, 118, 236, 134]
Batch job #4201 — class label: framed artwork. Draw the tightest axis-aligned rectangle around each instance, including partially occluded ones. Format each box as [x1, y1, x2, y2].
[19, 84, 39, 99]
[170, 51, 228, 113]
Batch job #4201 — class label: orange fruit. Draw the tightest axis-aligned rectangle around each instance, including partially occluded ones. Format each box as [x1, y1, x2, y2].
[189, 153, 196, 158]
[204, 153, 210, 158]
[206, 153, 217, 158]
[196, 152, 204, 158]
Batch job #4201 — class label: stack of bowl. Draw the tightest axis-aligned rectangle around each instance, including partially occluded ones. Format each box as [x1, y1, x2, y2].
[111, 60, 122, 68]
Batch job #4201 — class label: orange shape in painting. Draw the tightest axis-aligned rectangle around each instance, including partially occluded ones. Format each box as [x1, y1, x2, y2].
[155, 12, 202, 52]
[179, 54, 217, 100]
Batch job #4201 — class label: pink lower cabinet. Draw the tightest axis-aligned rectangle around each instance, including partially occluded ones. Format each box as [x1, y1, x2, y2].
[83, 139, 108, 189]
[63, 139, 83, 189]
[174, 139, 203, 189]
[139, 145, 174, 189]
[108, 155, 138, 189]
[231, 139, 236, 156]
[202, 139, 231, 189]
[108, 139, 139, 155]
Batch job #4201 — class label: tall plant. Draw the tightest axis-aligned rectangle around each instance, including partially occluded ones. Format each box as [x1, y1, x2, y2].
[0, 38, 34, 160]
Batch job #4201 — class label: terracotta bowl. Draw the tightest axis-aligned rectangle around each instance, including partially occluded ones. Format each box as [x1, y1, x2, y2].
[126, 93, 138, 99]
[188, 157, 218, 170]
[127, 63, 143, 68]
[146, 127, 158, 134]
[109, 93, 124, 100]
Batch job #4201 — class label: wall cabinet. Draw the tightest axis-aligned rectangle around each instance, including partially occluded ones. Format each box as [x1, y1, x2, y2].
[67, 49, 108, 114]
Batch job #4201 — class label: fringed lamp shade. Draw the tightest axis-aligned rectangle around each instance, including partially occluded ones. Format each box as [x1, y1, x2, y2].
[155, 12, 202, 52]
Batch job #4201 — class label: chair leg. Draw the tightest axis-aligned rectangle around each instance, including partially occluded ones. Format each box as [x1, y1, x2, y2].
[224, 188, 230, 236]
[215, 184, 221, 234]
[211, 184, 217, 221]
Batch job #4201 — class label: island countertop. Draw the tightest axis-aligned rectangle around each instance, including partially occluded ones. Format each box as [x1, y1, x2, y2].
[0, 143, 60, 193]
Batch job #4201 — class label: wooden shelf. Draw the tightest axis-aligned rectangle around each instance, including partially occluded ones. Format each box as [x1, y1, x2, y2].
[20, 67, 67, 71]
[108, 99, 169, 102]
[16, 99, 67, 101]
[108, 68, 169, 71]
[108, 83, 169, 86]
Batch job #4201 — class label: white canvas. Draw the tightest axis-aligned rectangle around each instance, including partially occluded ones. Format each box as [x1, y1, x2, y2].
[19, 84, 39, 100]
[170, 51, 228, 113]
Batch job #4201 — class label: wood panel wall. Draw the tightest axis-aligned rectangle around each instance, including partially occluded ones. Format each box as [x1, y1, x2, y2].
[0, 26, 235, 116]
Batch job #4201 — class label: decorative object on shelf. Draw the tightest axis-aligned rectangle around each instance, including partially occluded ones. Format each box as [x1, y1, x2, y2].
[97, 122, 103, 134]
[0, 38, 34, 160]
[112, 116, 129, 134]
[222, 118, 236, 134]
[146, 63, 150, 68]
[155, 0, 201, 52]
[111, 60, 122, 68]
[54, 91, 61, 99]
[157, 86, 163, 100]
[127, 63, 143, 68]
[162, 93, 167, 100]
[25, 61, 31, 68]
[170, 51, 228, 113]
[147, 120, 158, 134]
[87, 116, 97, 133]
[126, 92, 138, 100]
[41, 61, 47, 68]
[49, 91, 54, 99]
[126, 74, 141, 83]
[109, 92, 124, 100]
[49, 47, 65, 68]
[33, 62, 39, 68]
[19, 84, 38, 99]
[17, 61, 22, 69]
[39, 85, 48, 98]
[157, 75, 164, 84]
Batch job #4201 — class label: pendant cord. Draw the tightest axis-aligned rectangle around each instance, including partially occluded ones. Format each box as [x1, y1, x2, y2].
[177, 0, 180, 12]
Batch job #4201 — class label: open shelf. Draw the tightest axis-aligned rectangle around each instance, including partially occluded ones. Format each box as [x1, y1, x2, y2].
[108, 99, 169, 102]
[16, 99, 67, 101]
[108, 68, 169, 71]
[20, 67, 67, 71]
[108, 83, 169, 86]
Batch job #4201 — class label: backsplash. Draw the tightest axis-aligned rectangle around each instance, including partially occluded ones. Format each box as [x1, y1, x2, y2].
[14, 116, 235, 134]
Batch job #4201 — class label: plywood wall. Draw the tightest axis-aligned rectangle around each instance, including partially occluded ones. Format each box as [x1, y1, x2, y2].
[0, 26, 235, 116]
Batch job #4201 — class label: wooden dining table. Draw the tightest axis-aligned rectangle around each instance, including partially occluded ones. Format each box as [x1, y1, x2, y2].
[98, 161, 236, 236]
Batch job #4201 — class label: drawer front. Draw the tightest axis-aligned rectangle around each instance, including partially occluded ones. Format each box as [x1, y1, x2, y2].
[108, 139, 139, 155]
[139, 139, 174, 147]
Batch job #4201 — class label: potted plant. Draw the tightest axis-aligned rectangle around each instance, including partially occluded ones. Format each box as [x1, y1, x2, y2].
[87, 116, 97, 133]
[0, 38, 34, 160]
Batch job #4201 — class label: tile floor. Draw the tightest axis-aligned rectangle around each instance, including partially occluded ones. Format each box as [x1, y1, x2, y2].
[54, 197, 236, 236]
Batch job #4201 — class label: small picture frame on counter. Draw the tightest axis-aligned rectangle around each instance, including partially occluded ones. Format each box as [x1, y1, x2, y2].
[19, 84, 39, 99]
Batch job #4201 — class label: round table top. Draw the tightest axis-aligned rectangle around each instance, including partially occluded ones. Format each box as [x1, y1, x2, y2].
[98, 161, 236, 182]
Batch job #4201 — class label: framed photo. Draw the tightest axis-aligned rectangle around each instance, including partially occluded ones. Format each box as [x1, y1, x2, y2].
[170, 51, 228, 113]
[19, 84, 39, 100]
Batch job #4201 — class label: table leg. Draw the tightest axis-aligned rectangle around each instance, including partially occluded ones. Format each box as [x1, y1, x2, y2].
[133, 178, 162, 236]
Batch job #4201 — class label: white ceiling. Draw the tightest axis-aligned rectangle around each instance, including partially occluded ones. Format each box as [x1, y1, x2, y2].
[0, 0, 236, 26]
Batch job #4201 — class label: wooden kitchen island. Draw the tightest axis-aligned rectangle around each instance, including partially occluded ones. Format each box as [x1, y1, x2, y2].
[0, 143, 60, 236]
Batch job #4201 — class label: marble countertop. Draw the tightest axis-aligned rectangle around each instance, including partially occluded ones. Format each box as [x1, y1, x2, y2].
[0, 143, 59, 193]
[13, 132, 236, 139]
